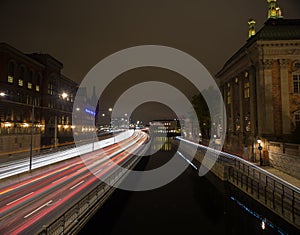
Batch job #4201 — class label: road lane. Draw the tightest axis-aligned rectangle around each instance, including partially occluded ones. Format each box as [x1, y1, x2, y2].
[0, 131, 148, 235]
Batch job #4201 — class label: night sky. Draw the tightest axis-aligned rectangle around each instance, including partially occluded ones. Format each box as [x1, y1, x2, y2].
[1, 0, 300, 121]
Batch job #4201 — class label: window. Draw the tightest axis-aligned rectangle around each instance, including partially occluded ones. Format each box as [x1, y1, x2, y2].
[227, 83, 231, 105]
[7, 62, 14, 83]
[293, 74, 300, 93]
[244, 82, 250, 98]
[19, 66, 25, 87]
[18, 79, 24, 86]
[295, 112, 300, 128]
[28, 70, 33, 89]
[48, 82, 53, 95]
[36, 74, 42, 92]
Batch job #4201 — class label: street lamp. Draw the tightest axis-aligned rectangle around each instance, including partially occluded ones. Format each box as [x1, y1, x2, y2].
[29, 104, 35, 171]
[101, 107, 113, 130]
[54, 92, 69, 148]
[257, 138, 263, 166]
[61, 92, 68, 99]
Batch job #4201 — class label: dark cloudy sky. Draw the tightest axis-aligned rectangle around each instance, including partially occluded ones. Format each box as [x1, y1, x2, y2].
[1, 0, 300, 83]
[1, 0, 300, 122]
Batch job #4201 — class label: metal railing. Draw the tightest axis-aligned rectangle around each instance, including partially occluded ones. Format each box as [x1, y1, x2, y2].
[226, 155, 300, 228]
[177, 137, 300, 229]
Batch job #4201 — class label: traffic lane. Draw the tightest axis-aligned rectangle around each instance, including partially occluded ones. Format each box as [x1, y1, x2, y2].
[0, 133, 147, 233]
[0, 137, 139, 220]
[0, 134, 136, 202]
[0, 131, 137, 179]
[4, 135, 147, 234]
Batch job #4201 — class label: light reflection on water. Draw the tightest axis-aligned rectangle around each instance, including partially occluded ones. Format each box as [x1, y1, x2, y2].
[150, 136, 174, 152]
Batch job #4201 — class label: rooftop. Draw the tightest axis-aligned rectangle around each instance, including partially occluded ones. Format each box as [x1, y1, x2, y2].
[216, 18, 300, 76]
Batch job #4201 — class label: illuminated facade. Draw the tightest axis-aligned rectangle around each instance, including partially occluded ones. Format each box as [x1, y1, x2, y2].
[0, 43, 78, 158]
[149, 119, 181, 136]
[216, 16, 300, 160]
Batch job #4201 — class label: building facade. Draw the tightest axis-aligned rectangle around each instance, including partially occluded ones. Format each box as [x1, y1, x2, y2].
[0, 43, 78, 159]
[216, 12, 300, 161]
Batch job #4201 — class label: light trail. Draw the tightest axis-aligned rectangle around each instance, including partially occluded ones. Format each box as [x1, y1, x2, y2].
[0, 130, 148, 235]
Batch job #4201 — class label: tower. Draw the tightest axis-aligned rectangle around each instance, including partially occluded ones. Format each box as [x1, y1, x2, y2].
[267, 0, 283, 19]
[248, 19, 256, 38]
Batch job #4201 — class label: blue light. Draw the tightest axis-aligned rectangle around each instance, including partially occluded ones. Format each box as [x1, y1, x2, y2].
[230, 196, 288, 235]
[85, 108, 96, 116]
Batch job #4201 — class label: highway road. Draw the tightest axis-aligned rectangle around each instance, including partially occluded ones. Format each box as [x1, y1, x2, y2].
[0, 130, 134, 179]
[0, 130, 148, 235]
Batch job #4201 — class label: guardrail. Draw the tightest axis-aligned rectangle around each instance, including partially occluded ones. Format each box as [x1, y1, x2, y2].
[226, 154, 300, 229]
[176, 137, 300, 229]
[36, 136, 148, 235]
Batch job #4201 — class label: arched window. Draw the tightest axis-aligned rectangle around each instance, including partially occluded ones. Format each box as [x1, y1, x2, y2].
[7, 61, 15, 83]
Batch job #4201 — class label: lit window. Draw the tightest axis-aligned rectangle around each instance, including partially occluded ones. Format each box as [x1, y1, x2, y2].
[18, 79, 24, 86]
[28, 82, 32, 89]
[227, 91, 231, 104]
[19, 66, 25, 85]
[244, 82, 250, 98]
[48, 82, 53, 95]
[293, 74, 300, 93]
[295, 112, 300, 128]
[8, 62, 14, 83]
[8, 76, 14, 83]
[36, 85, 40, 92]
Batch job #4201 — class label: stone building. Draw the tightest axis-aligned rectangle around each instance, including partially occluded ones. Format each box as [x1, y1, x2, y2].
[216, 1, 300, 163]
[0, 43, 78, 159]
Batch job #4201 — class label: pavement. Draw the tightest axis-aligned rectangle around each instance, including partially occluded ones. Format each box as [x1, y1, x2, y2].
[260, 165, 300, 189]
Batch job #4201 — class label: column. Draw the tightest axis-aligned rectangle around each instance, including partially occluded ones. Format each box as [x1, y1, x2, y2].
[249, 68, 257, 161]
[279, 59, 291, 134]
[249, 68, 257, 137]
[238, 75, 244, 148]
[263, 59, 274, 134]
[256, 61, 264, 136]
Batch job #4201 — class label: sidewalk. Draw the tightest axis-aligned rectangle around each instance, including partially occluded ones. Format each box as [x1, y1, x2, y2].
[260, 165, 300, 189]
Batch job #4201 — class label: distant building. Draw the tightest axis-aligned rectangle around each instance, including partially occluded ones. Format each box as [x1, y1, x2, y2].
[216, 2, 300, 160]
[149, 119, 181, 136]
[0, 43, 78, 159]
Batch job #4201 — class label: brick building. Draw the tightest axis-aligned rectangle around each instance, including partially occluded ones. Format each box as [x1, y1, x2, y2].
[216, 2, 300, 162]
[0, 43, 78, 159]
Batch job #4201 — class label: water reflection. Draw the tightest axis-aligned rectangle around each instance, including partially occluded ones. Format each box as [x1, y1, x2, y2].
[149, 136, 174, 152]
[79, 136, 299, 235]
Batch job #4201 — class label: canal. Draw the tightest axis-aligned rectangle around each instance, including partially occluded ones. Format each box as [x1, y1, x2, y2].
[79, 137, 298, 235]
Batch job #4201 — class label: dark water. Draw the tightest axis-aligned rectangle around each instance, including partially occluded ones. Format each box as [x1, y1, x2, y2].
[79, 137, 299, 235]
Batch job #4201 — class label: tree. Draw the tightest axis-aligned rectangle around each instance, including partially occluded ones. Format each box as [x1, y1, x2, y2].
[191, 93, 210, 138]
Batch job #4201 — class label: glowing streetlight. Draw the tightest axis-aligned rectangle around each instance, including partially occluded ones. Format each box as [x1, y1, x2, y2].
[257, 138, 263, 166]
[0, 92, 6, 97]
[61, 92, 68, 99]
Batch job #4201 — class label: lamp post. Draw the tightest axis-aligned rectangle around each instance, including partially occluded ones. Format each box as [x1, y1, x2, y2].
[100, 107, 113, 130]
[29, 104, 34, 171]
[54, 92, 69, 148]
[257, 138, 263, 166]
